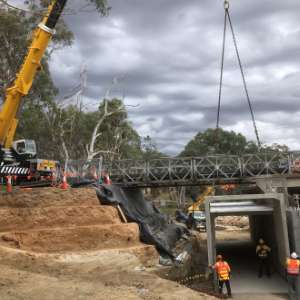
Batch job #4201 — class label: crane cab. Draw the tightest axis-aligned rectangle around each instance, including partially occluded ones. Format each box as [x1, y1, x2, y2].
[12, 139, 37, 159]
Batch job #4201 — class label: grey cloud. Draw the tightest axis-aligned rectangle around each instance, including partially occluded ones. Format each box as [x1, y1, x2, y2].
[49, 0, 300, 155]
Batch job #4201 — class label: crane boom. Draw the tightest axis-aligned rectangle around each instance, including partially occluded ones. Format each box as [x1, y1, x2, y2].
[0, 0, 68, 148]
[0, 0, 68, 181]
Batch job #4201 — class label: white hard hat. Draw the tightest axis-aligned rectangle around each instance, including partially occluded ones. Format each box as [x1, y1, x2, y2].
[291, 252, 298, 259]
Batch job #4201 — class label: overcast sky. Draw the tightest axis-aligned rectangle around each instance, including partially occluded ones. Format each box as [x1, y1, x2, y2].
[49, 0, 300, 155]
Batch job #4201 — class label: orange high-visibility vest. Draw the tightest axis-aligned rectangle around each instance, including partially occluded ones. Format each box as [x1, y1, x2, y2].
[215, 261, 231, 281]
[287, 259, 300, 275]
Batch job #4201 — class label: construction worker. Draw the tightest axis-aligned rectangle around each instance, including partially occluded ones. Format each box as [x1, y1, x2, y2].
[256, 238, 271, 278]
[286, 252, 300, 298]
[210, 254, 232, 298]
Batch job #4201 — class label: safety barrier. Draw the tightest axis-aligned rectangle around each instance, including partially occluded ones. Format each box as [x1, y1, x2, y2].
[64, 158, 105, 183]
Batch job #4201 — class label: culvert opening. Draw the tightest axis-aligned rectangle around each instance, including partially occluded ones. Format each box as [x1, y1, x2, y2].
[205, 193, 291, 296]
[213, 214, 289, 295]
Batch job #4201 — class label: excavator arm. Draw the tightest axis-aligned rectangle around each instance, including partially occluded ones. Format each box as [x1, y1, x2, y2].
[188, 186, 214, 212]
[0, 0, 68, 149]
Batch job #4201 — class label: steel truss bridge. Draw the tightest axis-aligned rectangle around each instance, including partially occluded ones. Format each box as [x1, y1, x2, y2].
[107, 151, 300, 187]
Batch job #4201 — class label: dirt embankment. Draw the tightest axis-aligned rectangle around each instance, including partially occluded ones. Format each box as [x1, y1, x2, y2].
[0, 188, 147, 254]
[0, 187, 216, 300]
[0, 188, 99, 208]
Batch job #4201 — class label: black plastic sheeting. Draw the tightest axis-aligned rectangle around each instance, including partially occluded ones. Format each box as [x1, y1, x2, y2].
[96, 185, 187, 259]
[70, 179, 96, 188]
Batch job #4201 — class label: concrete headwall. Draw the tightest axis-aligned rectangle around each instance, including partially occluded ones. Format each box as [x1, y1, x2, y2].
[207, 193, 290, 276]
[286, 209, 300, 299]
[287, 209, 300, 253]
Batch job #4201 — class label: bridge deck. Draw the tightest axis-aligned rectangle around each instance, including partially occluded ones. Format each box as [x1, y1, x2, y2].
[108, 152, 300, 187]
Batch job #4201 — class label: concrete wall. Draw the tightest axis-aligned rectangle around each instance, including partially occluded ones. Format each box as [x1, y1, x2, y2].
[286, 209, 300, 299]
[206, 194, 290, 276]
[287, 209, 300, 253]
[249, 214, 284, 274]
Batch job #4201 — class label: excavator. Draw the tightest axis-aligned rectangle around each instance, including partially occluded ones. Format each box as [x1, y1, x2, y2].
[188, 186, 214, 213]
[185, 186, 214, 231]
[0, 0, 67, 181]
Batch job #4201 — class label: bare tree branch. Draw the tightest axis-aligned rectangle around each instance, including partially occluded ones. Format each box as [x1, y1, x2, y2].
[86, 75, 126, 161]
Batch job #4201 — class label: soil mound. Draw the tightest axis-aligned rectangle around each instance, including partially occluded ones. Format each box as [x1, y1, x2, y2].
[0, 205, 120, 232]
[0, 187, 158, 264]
[0, 223, 141, 252]
[0, 188, 99, 208]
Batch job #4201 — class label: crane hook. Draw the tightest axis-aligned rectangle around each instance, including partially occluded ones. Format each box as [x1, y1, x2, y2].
[224, 0, 229, 10]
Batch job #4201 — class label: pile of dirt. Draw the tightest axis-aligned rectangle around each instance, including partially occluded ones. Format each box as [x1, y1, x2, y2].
[0, 187, 217, 299]
[0, 206, 120, 231]
[216, 216, 249, 229]
[0, 245, 216, 300]
[0, 188, 99, 208]
[0, 188, 158, 263]
[1, 223, 142, 252]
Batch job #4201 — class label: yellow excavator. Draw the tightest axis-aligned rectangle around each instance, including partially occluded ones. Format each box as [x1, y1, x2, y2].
[188, 186, 214, 213]
[0, 0, 67, 181]
[185, 186, 214, 231]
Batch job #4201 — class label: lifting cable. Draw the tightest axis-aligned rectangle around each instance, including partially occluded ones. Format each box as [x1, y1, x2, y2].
[216, 0, 262, 149]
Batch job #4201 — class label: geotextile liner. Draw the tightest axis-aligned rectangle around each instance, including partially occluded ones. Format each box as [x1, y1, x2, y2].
[96, 185, 186, 258]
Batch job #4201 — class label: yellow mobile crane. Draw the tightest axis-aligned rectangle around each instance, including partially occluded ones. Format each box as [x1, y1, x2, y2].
[0, 0, 67, 181]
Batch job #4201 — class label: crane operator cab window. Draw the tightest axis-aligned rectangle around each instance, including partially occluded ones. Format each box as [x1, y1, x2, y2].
[17, 141, 25, 153]
[13, 140, 37, 158]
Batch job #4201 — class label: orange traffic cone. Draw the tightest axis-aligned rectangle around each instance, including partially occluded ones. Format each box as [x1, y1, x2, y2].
[60, 173, 69, 190]
[6, 176, 12, 193]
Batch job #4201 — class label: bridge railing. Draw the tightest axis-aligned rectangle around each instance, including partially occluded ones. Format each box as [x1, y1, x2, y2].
[242, 152, 290, 176]
[107, 151, 300, 186]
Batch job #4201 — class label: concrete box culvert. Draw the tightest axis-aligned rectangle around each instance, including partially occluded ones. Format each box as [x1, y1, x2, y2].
[205, 193, 290, 294]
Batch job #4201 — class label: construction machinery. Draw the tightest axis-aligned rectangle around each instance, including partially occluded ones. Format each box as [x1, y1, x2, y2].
[186, 186, 214, 231]
[188, 186, 214, 213]
[0, 0, 67, 181]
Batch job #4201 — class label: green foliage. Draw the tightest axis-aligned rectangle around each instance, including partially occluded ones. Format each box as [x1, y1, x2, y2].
[95, 98, 143, 160]
[0, 0, 110, 101]
[0, 6, 72, 104]
[88, 0, 111, 16]
[261, 143, 289, 153]
[17, 102, 56, 158]
[0, 8, 28, 99]
[181, 128, 256, 156]
[17, 98, 145, 161]
[181, 128, 289, 157]
[141, 136, 165, 160]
